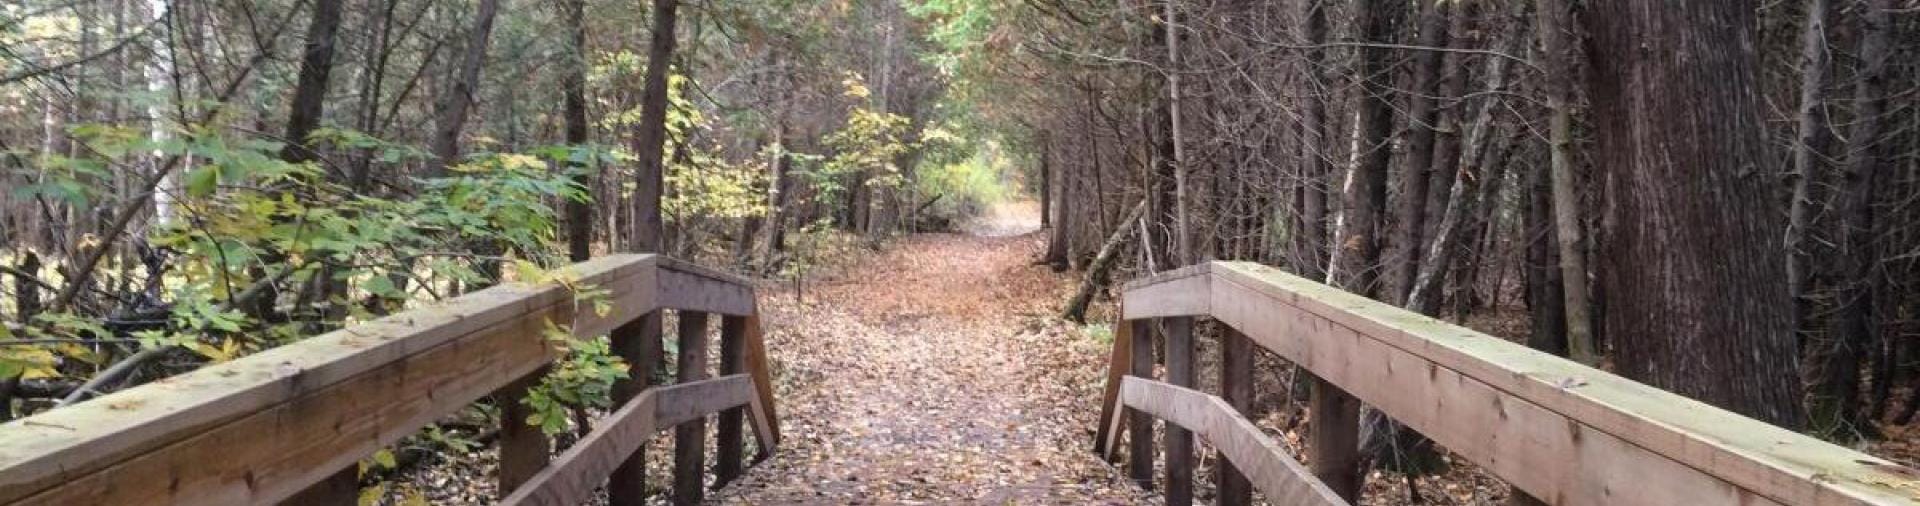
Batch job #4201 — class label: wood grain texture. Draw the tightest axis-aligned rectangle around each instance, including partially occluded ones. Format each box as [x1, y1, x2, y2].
[1216, 327, 1254, 506]
[1105, 261, 1919, 505]
[0, 255, 784, 506]
[716, 315, 748, 487]
[1120, 377, 1346, 506]
[658, 261, 755, 316]
[1, 255, 659, 505]
[1095, 306, 1133, 459]
[672, 311, 710, 506]
[1126, 318, 1155, 488]
[1163, 317, 1195, 506]
[0, 254, 656, 504]
[503, 375, 755, 506]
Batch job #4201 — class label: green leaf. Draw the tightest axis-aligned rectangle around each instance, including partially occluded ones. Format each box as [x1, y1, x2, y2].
[372, 449, 398, 469]
[185, 166, 219, 197]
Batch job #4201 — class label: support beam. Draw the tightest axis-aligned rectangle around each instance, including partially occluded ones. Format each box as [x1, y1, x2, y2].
[715, 315, 748, 487]
[608, 312, 662, 506]
[672, 311, 710, 506]
[1309, 375, 1361, 501]
[498, 368, 553, 496]
[1127, 318, 1156, 488]
[1217, 328, 1254, 506]
[1163, 317, 1195, 506]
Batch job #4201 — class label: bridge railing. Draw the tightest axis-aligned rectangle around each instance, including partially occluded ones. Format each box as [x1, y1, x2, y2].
[1096, 261, 1920, 506]
[0, 254, 779, 506]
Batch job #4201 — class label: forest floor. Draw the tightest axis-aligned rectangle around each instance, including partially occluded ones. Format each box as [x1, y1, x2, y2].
[711, 200, 1152, 504]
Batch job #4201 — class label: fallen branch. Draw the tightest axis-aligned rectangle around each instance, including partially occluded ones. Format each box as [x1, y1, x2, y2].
[1063, 200, 1145, 323]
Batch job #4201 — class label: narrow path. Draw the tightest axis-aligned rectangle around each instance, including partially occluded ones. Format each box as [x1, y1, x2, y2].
[713, 202, 1150, 504]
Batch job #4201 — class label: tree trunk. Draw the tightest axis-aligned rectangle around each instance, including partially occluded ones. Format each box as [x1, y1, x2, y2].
[1806, 0, 1891, 441]
[1044, 134, 1072, 271]
[1538, 0, 1597, 365]
[279, 0, 341, 165]
[1326, 0, 1401, 296]
[1385, 0, 1450, 304]
[562, 0, 593, 262]
[628, 0, 681, 253]
[1584, 0, 1806, 429]
[423, 0, 502, 178]
[1295, 0, 1331, 280]
[1785, 0, 1832, 337]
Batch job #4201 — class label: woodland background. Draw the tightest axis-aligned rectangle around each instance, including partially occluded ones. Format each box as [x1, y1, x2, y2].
[4, 0, 1920, 500]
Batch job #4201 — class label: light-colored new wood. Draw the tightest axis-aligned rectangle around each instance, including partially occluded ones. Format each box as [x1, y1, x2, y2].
[1120, 377, 1348, 506]
[1104, 260, 1920, 505]
[0, 254, 658, 505]
[503, 375, 760, 506]
[1121, 263, 1209, 319]
[0, 254, 786, 506]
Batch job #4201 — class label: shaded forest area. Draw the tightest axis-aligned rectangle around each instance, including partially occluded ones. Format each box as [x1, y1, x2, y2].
[992, 0, 1920, 499]
[6, 0, 1920, 501]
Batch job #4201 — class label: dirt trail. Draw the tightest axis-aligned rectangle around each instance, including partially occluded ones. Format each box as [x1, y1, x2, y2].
[713, 202, 1148, 505]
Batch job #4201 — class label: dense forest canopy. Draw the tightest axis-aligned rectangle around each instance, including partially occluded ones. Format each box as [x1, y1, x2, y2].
[5, 0, 1920, 501]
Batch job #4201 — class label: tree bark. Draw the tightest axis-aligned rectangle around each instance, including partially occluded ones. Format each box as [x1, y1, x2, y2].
[1584, 0, 1806, 429]
[1295, 0, 1331, 280]
[1326, 0, 1402, 296]
[1785, 0, 1832, 336]
[628, 0, 681, 253]
[279, 0, 341, 165]
[1538, 0, 1597, 365]
[1806, 0, 1891, 440]
[1385, 0, 1450, 304]
[562, 0, 593, 262]
[423, 0, 502, 178]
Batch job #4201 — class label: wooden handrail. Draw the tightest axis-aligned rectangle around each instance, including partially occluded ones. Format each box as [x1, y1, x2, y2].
[0, 254, 781, 505]
[1096, 261, 1920, 506]
[502, 374, 776, 506]
[1118, 377, 1346, 505]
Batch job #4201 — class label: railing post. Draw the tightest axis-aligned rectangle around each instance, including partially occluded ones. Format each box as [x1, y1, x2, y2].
[1309, 374, 1362, 501]
[715, 314, 748, 487]
[498, 367, 553, 496]
[1216, 327, 1254, 506]
[608, 311, 662, 506]
[278, 467, 356, 505]
[1126, 318, 1155, 488]
[1163, 316, 1194, 506]
[673, 311, 711, 506]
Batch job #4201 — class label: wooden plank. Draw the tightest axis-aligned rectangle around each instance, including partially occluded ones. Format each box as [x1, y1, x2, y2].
[1307, 374, 1360, 501]
[672, 311, 710, 506]
[1121, 264, 1210, 319]
[19, 296, 561, 504]
[1163, 317, 1195, 506]
[1126, 318, 1155, 489]
[658, 264, 755, 316]
[1207, 266, 1798, 506]
[1217, 327, 1254, 506]
[497, 368, 552, 496]
[741, 314, 780, 450]
[277, 467, 356, 506]
[655, 374, 753, 428]
[1095, 305, 1133, 459]
[1119, 377, 1347, 506]
[715, 315, 747, 487]
[0, 254, 657, 504]
[501, 376, 754, 506]
[503, 386, 659, 506]
[607, 311, 661, 506]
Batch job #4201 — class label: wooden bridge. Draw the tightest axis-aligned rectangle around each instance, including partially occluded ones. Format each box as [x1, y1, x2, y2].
[0, 256, 1917, 505]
